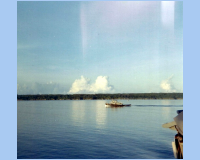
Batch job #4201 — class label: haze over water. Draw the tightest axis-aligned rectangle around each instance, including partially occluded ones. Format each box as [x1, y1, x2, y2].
[17, 100, 183, 159]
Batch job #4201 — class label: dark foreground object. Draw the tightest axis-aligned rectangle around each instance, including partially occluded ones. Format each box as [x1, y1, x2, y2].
[162, 110, 183, 159]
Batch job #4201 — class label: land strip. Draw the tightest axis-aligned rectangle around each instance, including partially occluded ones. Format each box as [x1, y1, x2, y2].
[17, 93, 183, 100]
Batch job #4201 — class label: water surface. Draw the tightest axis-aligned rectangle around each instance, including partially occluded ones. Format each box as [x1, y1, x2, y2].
[17, 100, 183, 159]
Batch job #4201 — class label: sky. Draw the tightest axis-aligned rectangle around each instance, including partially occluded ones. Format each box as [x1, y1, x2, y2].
[17, 1, 183, 94]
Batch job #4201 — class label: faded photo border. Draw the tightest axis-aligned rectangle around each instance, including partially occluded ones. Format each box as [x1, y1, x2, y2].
[0, 0, 197, 160]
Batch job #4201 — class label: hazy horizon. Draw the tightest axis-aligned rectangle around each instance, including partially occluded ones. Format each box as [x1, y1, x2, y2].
[17, 92, 183, 96]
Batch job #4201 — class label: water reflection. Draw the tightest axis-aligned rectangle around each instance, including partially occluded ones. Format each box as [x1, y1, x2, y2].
[71, 100, 108, 129]
[71, 100, 86, 126]
[161, 107, 172, 119]
[161, 100, 171, 105]
[95, 101, 107, 129]
[107, 106, 124, 111]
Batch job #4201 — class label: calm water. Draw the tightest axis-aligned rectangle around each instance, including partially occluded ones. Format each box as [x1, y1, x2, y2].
[17, 100, 183, 159]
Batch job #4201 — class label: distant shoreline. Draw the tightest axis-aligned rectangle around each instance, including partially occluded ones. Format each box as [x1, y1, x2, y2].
[17, 93, 183, 101]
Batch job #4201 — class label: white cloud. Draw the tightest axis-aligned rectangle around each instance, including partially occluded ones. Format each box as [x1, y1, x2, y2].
[68, 76, 114, 94]
[160, 75, 176, 92]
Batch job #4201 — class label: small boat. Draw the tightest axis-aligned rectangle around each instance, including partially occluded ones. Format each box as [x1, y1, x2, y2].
[162, 110, 183, 159]
[105, 100, 131, 107]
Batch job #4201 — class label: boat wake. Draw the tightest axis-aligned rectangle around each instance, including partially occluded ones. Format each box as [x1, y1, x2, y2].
[134, 105, 183, 107]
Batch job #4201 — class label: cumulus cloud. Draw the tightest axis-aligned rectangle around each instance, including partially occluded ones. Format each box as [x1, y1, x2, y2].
[68, 76, 115, 94]
[160, 75, 176, 92]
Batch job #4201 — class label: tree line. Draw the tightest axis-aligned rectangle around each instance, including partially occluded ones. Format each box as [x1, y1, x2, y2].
[17, 93, 183, 100]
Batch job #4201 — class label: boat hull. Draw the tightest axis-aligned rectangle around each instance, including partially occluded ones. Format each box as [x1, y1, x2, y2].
[105, 103, 131, 107]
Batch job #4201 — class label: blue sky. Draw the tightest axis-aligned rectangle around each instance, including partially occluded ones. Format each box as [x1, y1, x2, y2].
[17, 1, 183, 94]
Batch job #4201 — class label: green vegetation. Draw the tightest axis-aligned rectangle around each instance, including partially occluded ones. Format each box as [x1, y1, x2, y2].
[17, 93, 183, 100]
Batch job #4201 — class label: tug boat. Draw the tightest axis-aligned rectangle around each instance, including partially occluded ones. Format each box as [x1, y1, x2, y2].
[162, 110, 183, 159]
[105, 100, 131, 107]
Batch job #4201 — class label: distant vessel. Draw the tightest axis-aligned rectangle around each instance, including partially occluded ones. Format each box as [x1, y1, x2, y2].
[162, 110, 183, 159]
[105, 100, 131, 107]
